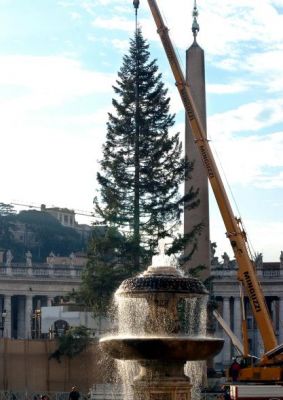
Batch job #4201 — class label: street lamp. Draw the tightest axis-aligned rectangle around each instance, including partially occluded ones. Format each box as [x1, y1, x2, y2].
[31, 308, 41, 339]
[48, 327, 55, 339]
[0, 309, 7, 338]
[35, 308, 41, 339]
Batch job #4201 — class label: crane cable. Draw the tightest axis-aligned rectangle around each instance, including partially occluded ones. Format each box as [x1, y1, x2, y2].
[209, 138, 257, 261]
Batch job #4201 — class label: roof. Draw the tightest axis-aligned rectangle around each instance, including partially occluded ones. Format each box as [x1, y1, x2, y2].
[46, 207, 75, 214]
[263, 262, 280, 270]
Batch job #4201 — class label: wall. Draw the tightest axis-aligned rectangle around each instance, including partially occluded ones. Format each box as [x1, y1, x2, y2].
[41, 306, 113, 335]
[0, 339, 112, 394]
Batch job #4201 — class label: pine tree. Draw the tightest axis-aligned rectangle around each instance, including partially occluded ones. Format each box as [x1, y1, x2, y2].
[94, 28, 186, 269]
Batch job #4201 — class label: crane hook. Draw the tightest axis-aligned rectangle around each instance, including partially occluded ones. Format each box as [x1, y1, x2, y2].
[133, 0, 140, 9]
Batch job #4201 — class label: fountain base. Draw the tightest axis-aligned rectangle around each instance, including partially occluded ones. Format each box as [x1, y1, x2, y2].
[133, 360, 192, 400]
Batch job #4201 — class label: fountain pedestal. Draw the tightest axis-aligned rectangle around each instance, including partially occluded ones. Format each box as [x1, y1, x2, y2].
[133, 361, 192, 400]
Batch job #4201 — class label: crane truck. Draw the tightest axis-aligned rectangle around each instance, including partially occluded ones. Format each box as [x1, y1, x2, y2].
[140, 0, 283, 392]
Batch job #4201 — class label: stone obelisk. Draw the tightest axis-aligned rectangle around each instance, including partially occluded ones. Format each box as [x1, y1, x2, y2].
[184, 1, 210, 277]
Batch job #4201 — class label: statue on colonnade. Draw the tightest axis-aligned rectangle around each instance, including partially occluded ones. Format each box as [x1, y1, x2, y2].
[25, 250, 32, 267]
[5, 249, 13, 267]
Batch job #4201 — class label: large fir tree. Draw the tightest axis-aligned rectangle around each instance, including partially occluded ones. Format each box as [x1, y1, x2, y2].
[94, 28, 186, 269]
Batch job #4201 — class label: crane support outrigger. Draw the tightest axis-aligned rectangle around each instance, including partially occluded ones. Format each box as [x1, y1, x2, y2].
[146, 0, 283, 381]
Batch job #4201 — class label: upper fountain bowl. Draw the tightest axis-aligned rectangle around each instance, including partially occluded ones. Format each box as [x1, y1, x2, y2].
[116, 265, 208, 297]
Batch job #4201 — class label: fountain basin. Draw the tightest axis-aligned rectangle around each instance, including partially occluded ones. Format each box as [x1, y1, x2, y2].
[100, 336, 224, 361]
[116, 267, 208, 297]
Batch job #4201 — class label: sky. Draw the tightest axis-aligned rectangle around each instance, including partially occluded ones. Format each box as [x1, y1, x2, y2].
[1, 0, 283, 261]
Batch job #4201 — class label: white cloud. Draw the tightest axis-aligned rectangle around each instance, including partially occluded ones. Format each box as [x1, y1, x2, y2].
[91, 0, 121, 5]
[207, 81, 251, 94]
[209, 127, 283, 189]
[0, 54, 114, 213]
[242, 219, 283, 262]
[0, 55, 116, 113]
[92, 16, 134, 32]
[0, 55, 115, 94]
[70, 11, 82, 20]
[209, 99, 283, 137]
[111, 39, 129, 52]
[255, 171, 283, 189]
[210, 207, 283, 262]
[244, 50, 283, 92]
[0, 115, 106, 213]
[76, 1, 96, 16]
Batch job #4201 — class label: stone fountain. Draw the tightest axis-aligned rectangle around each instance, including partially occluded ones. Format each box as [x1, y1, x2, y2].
[100, 253, 224, 400]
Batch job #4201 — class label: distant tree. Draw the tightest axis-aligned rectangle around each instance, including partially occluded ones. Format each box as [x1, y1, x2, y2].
[94, 28, 187, 270]
[17, 210, 82, 261]
[0, 203, 16, 250]
[0, 209, 86, 262]
[0, 203, 15, 217]
[49, 325, 91, 362]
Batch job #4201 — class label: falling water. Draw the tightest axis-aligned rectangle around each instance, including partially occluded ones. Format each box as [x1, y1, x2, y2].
[115, 296, 148, 335]
[115, 359, 138, 400]
[184, 295, 208, 400]
[114, 295, 148, 399]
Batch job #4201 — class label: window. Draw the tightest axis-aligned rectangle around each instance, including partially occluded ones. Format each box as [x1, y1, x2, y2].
[247, 316, 253, 330]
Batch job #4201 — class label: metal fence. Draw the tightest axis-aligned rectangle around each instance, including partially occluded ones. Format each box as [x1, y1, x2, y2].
[0, 389, 223, 400]
[89, 384, 123, 400]
[0, 392, 70, 400]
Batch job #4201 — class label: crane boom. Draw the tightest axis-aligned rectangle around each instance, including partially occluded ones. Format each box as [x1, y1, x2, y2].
[213, 310, 244, 356]
[146, 0, 277, 354]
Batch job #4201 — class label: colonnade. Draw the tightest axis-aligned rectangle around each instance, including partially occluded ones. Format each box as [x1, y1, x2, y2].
[0, 294, 57, 339]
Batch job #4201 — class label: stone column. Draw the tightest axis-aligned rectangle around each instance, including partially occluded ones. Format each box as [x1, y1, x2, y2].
[17, 296, 26, 338]
[47, 297, 53, 307]
[3, 295, 12, 338]
[234, 297, 242, 342]
[49, 266, 54, 277]
[25, 295, 33, 339]
[279, 298, 283, 344]
[6, 265, 12, 276]
[222, 297, 231, 365]
[271, 299, 277, 331]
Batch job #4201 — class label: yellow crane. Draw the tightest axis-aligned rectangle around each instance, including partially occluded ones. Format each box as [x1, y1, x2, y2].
[145, 0, 283, 383]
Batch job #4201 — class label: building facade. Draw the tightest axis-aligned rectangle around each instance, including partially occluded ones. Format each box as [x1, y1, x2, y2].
[0, 251, 85, 339]
[40, 204, 76, 228]
[41, 305, 112, 336]
[211, 251, 283, 369]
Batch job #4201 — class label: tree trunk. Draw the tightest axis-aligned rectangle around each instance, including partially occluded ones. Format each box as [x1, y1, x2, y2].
[133, 34, 140, 270]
